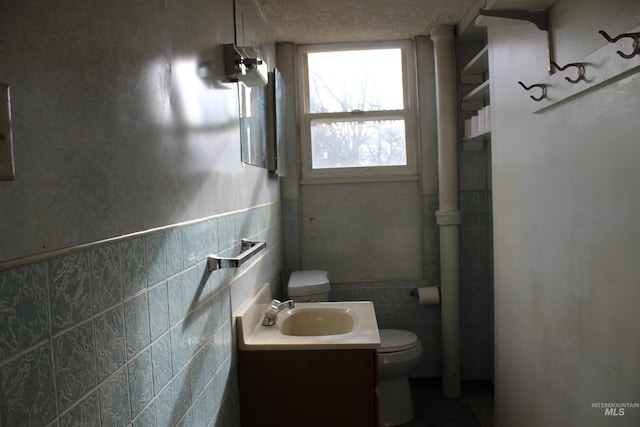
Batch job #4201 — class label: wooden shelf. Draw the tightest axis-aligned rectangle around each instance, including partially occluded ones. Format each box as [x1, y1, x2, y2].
[463, 129, 491, 143]
[463, 128, 491, 151]
[482, 0, 557, 11]
[462, 79, 490, 104]
[476, 0, 558, 28]
[461, 46, 489, 76]
[457, 1, 491, 151]
[457, 0, 489, 41]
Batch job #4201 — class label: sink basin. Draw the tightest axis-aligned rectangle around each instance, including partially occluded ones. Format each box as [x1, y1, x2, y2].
[236, 283, 380, 351]
[280, 307, 356, 336]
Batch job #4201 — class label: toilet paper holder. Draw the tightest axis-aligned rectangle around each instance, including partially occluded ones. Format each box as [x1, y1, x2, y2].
[409, 287, 441, 305]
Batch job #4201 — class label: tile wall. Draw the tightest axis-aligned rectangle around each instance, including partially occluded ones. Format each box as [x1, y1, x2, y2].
[323, 192, 492, 379]
[0, 202, 281, 427]
[459, 191, 492, 380]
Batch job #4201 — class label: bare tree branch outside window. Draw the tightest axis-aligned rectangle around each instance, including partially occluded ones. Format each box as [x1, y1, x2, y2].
[306, 48, 408, 169]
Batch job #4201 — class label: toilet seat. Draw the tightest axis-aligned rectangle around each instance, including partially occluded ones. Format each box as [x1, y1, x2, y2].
[378, 329, 419, 353]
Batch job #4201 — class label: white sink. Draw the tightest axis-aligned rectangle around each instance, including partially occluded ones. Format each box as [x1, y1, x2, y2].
[236, 284, 380, 351]
[279, 307, 356, 336]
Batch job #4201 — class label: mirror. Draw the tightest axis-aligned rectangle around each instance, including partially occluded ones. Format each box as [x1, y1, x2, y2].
[238, 82, 268, 168]
[272, 69, 287, 176]
[239, 70, 286, 175]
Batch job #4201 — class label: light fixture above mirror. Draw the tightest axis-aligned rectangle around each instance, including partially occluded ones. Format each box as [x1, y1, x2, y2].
[223, 44, 268, 87]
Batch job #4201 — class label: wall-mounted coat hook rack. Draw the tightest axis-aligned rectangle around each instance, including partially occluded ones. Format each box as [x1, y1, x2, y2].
[518, 81, 547, 101]
[599, 30, 640, 59]
[550, 61, 586, 83]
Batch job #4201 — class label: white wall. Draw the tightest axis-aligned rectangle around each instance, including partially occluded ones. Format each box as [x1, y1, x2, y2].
[300, 180, 423, 283]
[0, 0, 278, 264]
[0, 1, 281, 425]
[489, 1, 640, 425]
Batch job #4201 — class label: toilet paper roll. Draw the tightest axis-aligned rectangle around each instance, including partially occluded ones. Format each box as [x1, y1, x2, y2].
[417, 287, 440, 305]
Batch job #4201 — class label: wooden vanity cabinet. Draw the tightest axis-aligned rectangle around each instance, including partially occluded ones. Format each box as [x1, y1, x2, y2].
[238, 349, 379, 427]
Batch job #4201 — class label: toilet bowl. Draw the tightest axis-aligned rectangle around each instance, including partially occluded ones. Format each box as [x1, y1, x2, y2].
[378, 329, 423, 426]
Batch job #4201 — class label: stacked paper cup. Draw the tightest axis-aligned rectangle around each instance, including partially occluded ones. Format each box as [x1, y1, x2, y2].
[479, 105, 491, 133]
[464, 105, 491, 138]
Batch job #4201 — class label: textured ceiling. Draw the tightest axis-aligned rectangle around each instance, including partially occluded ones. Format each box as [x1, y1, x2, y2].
[257, 0, 478, 44]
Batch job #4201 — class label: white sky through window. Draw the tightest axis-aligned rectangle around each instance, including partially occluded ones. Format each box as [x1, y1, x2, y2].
[307, 49, 404, 113]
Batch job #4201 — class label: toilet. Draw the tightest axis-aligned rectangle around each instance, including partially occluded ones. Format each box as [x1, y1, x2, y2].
[377, 329, 423, 426]
[287, 271, 424, 426]
[287, 270, 331, 302]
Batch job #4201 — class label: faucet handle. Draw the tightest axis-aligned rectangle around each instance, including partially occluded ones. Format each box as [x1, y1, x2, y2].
[269, 299, 282, 309]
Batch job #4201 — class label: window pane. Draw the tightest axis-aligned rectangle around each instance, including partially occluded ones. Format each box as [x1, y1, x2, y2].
[307, 49, 404, 113]
[311, 119, 407, 169]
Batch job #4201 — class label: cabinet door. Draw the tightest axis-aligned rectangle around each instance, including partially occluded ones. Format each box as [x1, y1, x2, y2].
[238, 349, 378, 427]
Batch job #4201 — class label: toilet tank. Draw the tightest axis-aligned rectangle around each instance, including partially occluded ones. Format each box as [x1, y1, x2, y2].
[287, 270, 331, 302]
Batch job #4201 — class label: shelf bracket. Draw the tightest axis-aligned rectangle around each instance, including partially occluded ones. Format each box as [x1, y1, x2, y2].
[478, 8, 554, 74]
[478, 9, 548, 31]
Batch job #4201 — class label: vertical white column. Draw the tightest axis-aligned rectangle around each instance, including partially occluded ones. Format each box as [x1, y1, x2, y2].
[430, 25, 461, 399]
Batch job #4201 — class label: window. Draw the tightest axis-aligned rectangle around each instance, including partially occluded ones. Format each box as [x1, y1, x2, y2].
[299, 41, 418, 181]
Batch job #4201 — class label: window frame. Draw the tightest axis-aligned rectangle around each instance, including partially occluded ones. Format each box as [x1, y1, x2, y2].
[297, 40, 419, 183]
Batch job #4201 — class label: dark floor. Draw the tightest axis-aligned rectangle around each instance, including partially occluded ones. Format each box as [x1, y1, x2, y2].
[400, 379, 494, 427]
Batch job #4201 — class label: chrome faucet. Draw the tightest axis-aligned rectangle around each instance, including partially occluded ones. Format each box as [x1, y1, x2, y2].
[262, 299, 294, 326]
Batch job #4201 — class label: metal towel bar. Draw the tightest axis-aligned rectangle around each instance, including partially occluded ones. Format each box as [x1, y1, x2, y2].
[207, 239, 266, 272]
